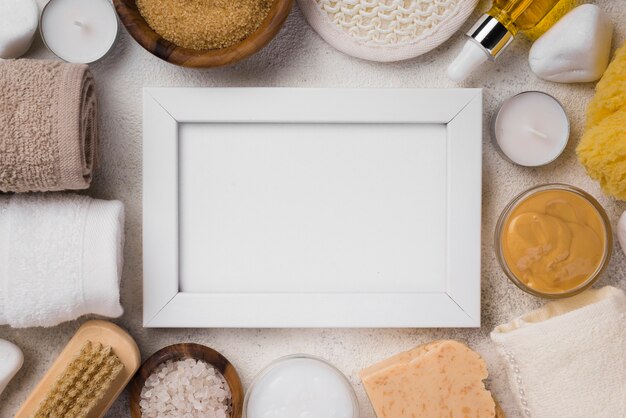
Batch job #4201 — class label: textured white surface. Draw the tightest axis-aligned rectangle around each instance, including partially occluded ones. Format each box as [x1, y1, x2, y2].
[529, 4, 614, 83]
[0, 1, 624, 416]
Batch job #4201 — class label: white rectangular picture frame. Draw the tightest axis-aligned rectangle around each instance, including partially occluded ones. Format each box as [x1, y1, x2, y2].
[143, 88, 482, 328]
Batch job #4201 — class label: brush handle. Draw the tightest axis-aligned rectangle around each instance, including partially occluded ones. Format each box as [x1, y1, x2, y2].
[14, 320, 140, 418]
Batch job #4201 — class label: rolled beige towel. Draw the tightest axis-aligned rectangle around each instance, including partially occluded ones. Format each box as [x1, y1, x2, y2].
[0, 59, 97, 192]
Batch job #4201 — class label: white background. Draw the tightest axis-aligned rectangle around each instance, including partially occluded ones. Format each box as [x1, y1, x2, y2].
[1, 1, 624, 417]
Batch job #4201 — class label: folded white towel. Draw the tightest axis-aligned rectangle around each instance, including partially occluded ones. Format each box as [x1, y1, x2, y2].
[491, 286, 626, 418]
[0, 193, 124, 328]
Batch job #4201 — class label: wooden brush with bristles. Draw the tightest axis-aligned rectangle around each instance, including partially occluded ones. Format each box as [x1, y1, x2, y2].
[33, 341, 124, 418]
[15, 320, 141, 418]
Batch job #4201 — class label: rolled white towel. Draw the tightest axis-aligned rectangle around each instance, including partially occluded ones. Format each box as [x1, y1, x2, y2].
[0, 193, 124, 328]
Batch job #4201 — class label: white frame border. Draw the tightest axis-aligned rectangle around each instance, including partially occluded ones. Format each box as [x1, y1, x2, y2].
[143, 88, 482, 328]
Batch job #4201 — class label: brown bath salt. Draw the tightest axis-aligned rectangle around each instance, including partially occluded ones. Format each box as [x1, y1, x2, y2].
[137, 0, 273, 50]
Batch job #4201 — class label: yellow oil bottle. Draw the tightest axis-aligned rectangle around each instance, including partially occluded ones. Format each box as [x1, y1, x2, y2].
[448, 0, 564, 81]
[489, 0, 562, 33]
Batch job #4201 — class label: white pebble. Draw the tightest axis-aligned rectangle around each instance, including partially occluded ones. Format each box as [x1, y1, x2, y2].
[140, 358, 232, 418]
[0, 339, 23, 395]
[529, 4, 613, 83]
[0, 0, 38, 59]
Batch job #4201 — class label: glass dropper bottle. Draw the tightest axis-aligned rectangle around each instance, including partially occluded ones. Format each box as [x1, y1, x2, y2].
[448, 0, 562, 82]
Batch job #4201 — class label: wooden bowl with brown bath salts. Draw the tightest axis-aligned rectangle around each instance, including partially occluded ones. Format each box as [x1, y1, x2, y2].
[129, 343, 244, 418]
[113, 0, 292, 67]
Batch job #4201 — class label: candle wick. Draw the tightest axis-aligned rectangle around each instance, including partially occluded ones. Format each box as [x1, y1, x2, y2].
[526, 126, 548, 140]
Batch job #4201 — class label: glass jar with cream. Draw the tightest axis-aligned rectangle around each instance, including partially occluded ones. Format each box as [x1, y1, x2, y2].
[244, 354, 359, 418]
[495, 184, 612, 298]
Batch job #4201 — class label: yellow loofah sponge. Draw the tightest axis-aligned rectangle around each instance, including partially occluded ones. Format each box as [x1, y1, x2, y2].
[577, 111, 626, 199]
[585, 42, 626, 129]
[577, 41, 626, 200]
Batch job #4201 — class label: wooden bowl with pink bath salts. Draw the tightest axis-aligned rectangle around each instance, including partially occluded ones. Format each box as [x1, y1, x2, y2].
[129, 343, 243, 418]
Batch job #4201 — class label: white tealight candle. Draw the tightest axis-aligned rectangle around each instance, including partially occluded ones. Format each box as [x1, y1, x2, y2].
[40, 0, 118, 64]
[245, 355, 359, 418]
[0, 0, 39, 59]
[493, 91, 569, 167]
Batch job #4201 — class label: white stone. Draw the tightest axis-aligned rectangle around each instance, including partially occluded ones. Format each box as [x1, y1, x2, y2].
[0, 339, 23, 396]
[529, 4, 613, 83]
[618, 212, 626, 259]
[0, 0, 38, 59]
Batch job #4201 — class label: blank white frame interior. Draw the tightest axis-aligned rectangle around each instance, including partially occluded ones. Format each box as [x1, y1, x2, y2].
[143, 88, 482, 328]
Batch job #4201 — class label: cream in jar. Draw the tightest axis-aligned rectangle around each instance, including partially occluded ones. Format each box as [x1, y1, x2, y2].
[497, 185, 611, 297]
[244, 355, 359, 418]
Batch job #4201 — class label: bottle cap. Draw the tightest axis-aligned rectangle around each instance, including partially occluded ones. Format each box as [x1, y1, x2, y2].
[447, 41, 489, 82]
[447, 14, 514, 82]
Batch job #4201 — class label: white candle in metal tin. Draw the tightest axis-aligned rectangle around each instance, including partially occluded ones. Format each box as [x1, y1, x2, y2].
[40, 0, 118, 64]
[245, 355, 359, 418]
[493, 91, 569, 167]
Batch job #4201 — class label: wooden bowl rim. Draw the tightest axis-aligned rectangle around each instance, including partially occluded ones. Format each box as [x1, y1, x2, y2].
[113, 0, 293, 67]
[129, 343, 243, 418]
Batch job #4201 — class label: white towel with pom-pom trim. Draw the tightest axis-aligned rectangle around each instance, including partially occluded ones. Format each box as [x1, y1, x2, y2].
[491, 286, 626, 418]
